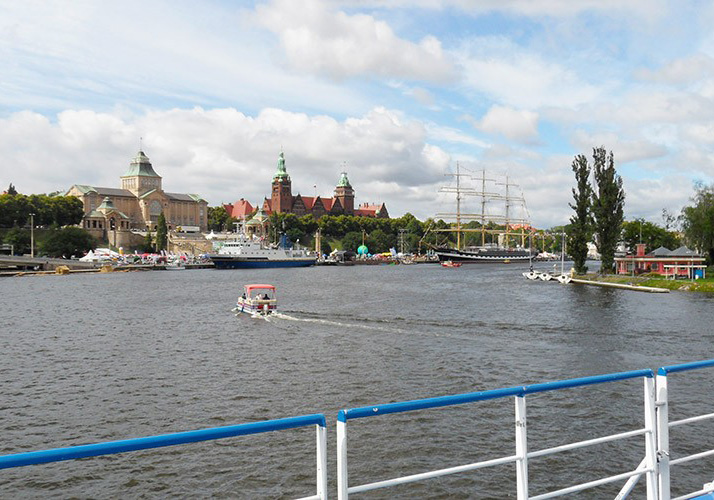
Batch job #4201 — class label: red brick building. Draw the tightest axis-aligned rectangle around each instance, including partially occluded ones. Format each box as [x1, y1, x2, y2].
[260, 151, 388, 218]
[615, 243, 706, 278]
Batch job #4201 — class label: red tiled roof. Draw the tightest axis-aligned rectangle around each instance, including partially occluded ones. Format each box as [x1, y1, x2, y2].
[300, 196, 315, 210]
[322, 198, 334, 211]
[354, 208, 376, 217]
[226, 198, 254, 218]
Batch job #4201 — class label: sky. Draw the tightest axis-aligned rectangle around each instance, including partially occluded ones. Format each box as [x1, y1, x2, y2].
[2, 0, 714, 228]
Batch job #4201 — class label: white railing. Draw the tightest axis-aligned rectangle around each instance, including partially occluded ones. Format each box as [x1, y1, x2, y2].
[3, 360, 714, 498]
[656, 360, 714, 500]
[337, 369, 658, 499]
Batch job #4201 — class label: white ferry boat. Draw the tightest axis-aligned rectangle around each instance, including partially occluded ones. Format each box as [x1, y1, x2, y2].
[208, 232, 316, 269]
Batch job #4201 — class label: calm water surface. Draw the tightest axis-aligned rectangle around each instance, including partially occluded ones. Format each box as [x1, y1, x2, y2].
[1, 263, 713, 498]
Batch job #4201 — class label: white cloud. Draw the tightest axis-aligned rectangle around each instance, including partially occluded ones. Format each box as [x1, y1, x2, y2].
[254, 0, 456, 82]
[344, 0, 666, 18]
[456, 37, 601, 109]
[0, 107, 451, 220]
[0, 1, 372, 117]
[474, 105, 539, 142]
[635, 54, 714, 85]
[571, 130, 668, 164]
[425, 123, 491, 148]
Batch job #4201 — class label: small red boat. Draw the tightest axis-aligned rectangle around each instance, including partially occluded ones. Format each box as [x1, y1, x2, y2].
[441, 260, 462, 268]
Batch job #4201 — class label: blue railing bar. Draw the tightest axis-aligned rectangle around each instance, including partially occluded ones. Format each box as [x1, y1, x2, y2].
[0, 414, 326, 470]
[658, 359, 714, 376]
[523, 369, 653, 395]
[348, 454, 519, 494]
[530, 466, 655, 500]
[338, 387, 523, 421]
[527, 427, 648, 459]
[338, 369, 652, 421]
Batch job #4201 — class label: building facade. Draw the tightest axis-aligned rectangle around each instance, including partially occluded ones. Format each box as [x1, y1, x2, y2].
[66, 150, 208, 247]
[615, 243, 706, 278]
[254, 151, 388, 219]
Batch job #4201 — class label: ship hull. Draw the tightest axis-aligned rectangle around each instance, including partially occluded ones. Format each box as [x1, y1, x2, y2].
[209, 256, 316, 269]
[435, 247, 532, 263]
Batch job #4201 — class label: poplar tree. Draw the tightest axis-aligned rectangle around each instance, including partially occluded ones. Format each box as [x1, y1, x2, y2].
[568, 154, 592, 274]
[156, 212, 168, 251]
[591, 147, 625, 274]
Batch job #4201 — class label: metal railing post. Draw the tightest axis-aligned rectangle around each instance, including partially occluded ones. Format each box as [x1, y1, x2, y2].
[643, 376, 658, 499]
[515, 395, 529, 500]
[337, 415, 348, 500]
[656, 373, 671, 500]
[316, 423, 328, 499]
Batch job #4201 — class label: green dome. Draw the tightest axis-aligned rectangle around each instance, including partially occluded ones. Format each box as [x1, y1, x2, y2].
[337, 171, 351, 188]
[122, 151, 160, 177]
[273, 151, 290, 181]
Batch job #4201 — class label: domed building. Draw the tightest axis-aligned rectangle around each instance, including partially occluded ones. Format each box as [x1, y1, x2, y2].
[66, 150, 208, 247]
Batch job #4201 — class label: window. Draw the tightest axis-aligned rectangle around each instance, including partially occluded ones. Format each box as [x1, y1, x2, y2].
[651, 263, 659, 271]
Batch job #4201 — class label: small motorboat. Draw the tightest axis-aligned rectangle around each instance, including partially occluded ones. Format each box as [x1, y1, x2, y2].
[441, 260, 462, 268]
[236, 284, 277, 315]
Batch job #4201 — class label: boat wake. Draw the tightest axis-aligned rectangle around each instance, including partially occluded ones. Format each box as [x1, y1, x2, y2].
[267, 312, 405, 333]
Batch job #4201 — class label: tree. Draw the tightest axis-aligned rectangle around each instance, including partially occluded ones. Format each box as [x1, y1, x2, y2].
[621, 219, 680, 254]
[156, 212, 168, 251]
[6, 183, 17, 195]
[367, 229, 393, 253]
[591, 148, 625, 274]
[681, 182, 714, 262]
[40, 227, 96, 258]
[3, 227, 30, 255]
[141, 231, 154, 253]
[208, 206, 234, 231]
[341, 231, 363, 253]
[568, 154, 593, 274]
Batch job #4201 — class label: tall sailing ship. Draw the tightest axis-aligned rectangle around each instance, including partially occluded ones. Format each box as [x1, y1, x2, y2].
[427, 163, 534, 263]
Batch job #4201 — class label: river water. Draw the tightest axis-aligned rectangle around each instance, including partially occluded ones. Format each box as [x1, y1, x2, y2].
[1, 262, 713, 498]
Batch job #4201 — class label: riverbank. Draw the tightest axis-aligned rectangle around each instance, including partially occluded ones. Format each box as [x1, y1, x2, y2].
[575, 273, 714, 292]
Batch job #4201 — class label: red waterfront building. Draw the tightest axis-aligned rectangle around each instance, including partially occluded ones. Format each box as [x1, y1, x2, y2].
[615, 243, 706, 278]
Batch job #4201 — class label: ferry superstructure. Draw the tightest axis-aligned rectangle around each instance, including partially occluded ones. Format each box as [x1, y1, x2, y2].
[208, 232, 316, 269]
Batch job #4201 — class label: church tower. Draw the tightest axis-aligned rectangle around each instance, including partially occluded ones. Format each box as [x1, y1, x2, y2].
[120, 150, 162, 196]
[334, 172, 354, 215]
[271, 151, 293, 213]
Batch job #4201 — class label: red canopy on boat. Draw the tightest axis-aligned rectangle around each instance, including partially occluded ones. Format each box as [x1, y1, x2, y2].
[244, 284, 276, 292]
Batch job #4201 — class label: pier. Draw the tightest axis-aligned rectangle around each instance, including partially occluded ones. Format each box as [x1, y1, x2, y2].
[571, 278, 670, 293]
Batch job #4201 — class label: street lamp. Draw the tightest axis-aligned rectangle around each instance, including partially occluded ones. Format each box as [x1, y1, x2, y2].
[29, 213, 35, 258]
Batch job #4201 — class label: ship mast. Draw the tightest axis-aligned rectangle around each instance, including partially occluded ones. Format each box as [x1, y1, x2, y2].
[434, 165, 530, 249]
[456, 161, 461, 250]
